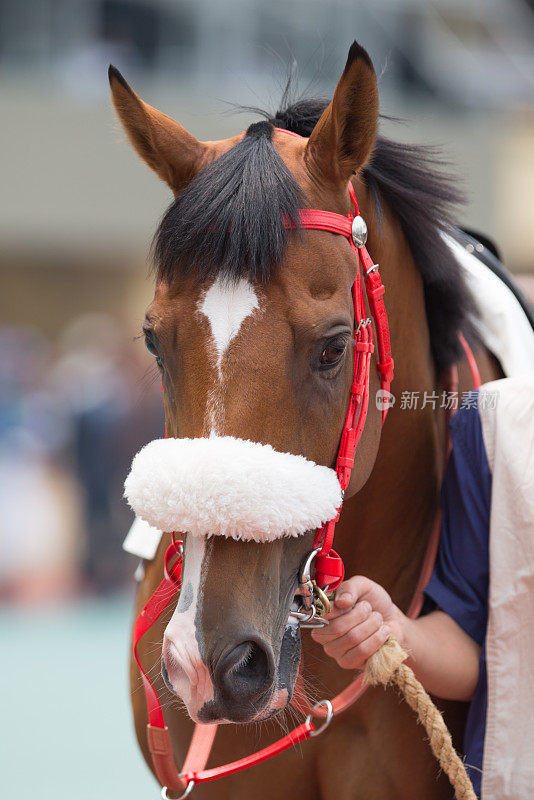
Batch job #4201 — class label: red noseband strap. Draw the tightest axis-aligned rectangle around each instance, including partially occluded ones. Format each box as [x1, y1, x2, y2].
[134, 180, 395, 796]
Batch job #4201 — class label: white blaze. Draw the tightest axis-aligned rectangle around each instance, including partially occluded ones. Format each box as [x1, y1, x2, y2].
[163, 535, 215, 716]
[198, 276, 260, 433]
[199, 276, 259, 375]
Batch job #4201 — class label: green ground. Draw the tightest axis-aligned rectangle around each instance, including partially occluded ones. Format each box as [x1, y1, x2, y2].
[0, 593, 157, 800]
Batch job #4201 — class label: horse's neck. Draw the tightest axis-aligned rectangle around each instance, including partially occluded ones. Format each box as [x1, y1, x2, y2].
[338, 179, 445, 610]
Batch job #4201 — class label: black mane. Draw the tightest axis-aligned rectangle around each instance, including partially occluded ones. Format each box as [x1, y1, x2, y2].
[153, 99, 477, 370]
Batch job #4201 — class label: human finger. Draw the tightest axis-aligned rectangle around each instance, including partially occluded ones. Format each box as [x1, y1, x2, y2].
[337, 625, 391, 670]
[327, 576, 377, 618]
[311, 600, 372, 643]
[322, 611, 385, 660]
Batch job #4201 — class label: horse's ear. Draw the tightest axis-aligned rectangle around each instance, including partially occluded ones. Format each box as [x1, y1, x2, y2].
[305, 42, 378, 184]
[108, 65, 206, 194]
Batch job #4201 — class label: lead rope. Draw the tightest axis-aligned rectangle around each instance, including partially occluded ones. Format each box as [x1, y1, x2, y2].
[365, 638, 477, 800]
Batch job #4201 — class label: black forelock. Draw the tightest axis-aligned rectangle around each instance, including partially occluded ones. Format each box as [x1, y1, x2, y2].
[153, 120, 304, 286]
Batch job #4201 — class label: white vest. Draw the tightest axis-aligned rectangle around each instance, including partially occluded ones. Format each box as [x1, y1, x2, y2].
[479, 377, 534, 799]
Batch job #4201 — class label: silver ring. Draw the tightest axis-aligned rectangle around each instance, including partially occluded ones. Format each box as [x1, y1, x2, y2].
[161, 781, 195, 800]
[305, 699, 333, 737]
[289, 606, 317, 623]
[300, 547, 321, 584]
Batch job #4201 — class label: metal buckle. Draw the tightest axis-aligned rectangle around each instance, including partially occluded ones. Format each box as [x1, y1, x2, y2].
[306, 699, 334, 737]
[293, 547, 320, 612]
[365, 262, 379, 275]
[312, 583, 331, 616]
[290, 605, 320, 625]
[161, 780, 195, 800]
[290, 548, 331, 628]
[164, 541, 183, 585]
[355, 317, 372, 336]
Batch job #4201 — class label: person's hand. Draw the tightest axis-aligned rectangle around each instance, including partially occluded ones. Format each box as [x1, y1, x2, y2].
[311, 575, 405, 670]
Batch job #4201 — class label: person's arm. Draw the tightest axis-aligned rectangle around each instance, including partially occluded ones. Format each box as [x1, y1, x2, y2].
[311, 575, 481, 702]
[401, 608, 481, 700]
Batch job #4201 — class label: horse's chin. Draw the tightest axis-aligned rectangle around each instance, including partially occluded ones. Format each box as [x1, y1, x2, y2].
[163, 673, 297, 724]
[257, 687, 291, 719]
[191, 687, 291, 725]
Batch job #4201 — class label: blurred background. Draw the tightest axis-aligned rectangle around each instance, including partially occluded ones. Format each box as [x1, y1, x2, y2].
[1, 1, 533, 797]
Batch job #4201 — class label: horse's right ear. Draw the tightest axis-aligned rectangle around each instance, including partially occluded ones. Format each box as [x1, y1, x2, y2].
[108, 65, 206, 194]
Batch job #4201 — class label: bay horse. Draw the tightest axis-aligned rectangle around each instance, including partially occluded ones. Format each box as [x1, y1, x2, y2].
[110, 41, 501, 799]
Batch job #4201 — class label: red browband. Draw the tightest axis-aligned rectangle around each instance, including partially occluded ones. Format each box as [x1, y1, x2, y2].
[133, 169, 396, 797]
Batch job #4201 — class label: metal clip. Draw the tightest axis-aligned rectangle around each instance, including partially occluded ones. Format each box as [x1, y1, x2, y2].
[312, 583, 331, 617]
[290, 549, 332, 628]
[290, 605, 322, 626]
[293, 547, 320, 612]
[355, 317, 372, 336]
[161, 780, 195, 800]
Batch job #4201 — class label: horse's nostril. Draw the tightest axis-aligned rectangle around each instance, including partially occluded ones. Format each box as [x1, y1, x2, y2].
[161, 656, 174, 692]
[216, 639, 274, 706]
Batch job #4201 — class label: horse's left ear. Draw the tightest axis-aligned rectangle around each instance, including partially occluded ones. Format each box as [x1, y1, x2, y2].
[305, 41, 378, 184]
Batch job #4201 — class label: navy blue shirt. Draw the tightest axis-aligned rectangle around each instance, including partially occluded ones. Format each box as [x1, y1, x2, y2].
[424, 398, 492, 798]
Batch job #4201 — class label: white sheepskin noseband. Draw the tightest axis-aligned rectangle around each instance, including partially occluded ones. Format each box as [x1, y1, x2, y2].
[124, 436, 342, 542]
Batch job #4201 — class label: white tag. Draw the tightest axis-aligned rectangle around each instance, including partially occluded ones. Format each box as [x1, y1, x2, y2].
[123, 517, 163, 560]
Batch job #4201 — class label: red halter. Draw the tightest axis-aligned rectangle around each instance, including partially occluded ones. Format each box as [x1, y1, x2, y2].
[133, 175, 396, 798]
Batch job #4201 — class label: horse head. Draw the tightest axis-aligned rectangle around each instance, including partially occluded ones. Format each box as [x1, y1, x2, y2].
[112, 42, 385, 724]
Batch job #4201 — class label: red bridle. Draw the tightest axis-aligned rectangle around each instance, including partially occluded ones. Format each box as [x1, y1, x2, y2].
[132, 176, 399, 798]
[293, 180, 393, 592]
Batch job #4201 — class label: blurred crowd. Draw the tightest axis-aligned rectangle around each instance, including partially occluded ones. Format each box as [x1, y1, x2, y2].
[0, 313, 163, 604]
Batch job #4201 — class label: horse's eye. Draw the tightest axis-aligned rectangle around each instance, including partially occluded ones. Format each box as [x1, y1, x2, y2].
[144, 331, 163, 367]
[319, 335, 348, 369]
